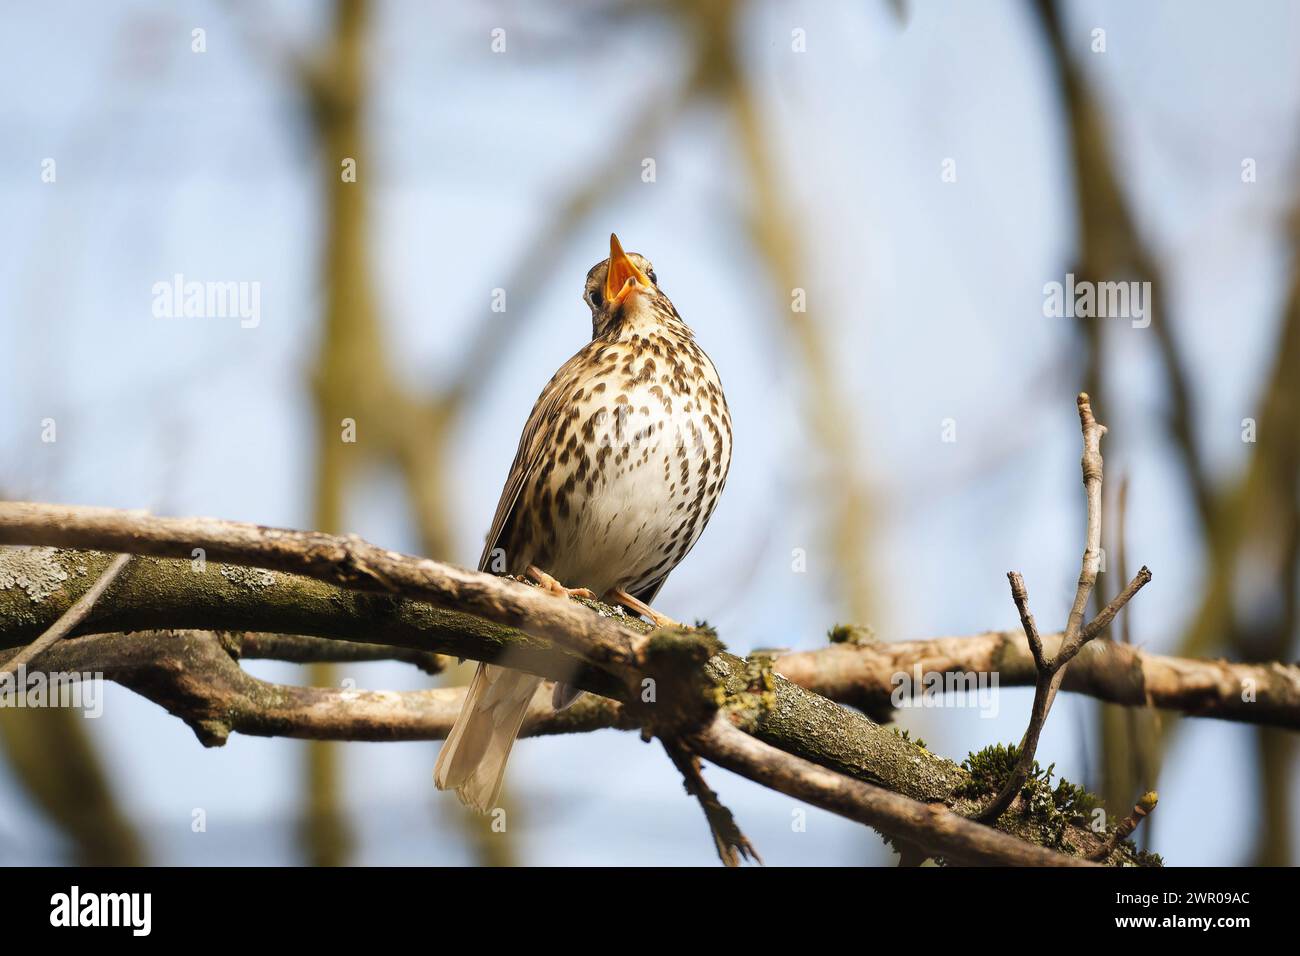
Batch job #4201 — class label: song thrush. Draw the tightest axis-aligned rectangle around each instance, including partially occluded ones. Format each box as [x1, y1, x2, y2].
[435, 234, 733, 812]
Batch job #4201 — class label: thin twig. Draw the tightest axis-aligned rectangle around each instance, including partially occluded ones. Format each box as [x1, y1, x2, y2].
[975, 394, 1150, 823]
[1062, 392, 1108, 653]
[660, 736, 761, 867]
[1081, 566, 1153, 646]
[1009, 571, 1047, 671]
[0, 552, 131, 677]
[1088, 791, 1158, 862]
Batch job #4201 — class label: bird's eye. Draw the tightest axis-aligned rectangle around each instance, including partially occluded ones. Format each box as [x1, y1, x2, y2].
[647, 270, 657, 285]
[589, 287, 604, 308]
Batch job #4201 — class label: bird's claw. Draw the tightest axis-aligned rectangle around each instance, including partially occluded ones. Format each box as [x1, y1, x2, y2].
[526, 565, 596, 600]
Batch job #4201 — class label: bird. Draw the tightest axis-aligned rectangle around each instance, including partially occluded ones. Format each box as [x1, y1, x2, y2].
[434, 233, 733, 813]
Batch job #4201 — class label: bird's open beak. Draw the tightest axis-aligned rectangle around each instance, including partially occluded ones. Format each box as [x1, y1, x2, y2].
[605, 233, 651, 307]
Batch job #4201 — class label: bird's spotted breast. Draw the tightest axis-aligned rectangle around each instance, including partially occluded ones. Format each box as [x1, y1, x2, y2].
[514, 327, 731, 597]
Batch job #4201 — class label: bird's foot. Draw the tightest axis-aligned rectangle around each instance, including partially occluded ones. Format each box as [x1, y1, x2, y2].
[525, 565, 596, 600]
[609, 587, 681, 629]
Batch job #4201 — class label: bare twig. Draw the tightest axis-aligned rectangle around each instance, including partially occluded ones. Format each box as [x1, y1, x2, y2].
[1064, 393, 1108, 650]
[660, 736, 761, 867]
[1088, 791, 1159, 862]
[1083, 567, 1153, 646]
[0, 552, 131, 677]
[974, 394, 1150, 823]
[1010, 571, 1047, 671]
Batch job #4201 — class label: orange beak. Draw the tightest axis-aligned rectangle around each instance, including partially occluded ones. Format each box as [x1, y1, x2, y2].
[604, 233, 651, 307]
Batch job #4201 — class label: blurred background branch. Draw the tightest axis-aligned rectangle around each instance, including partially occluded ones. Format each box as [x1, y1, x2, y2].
[1033, 0, 1299, 863]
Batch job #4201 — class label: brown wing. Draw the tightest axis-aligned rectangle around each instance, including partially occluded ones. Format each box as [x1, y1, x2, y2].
[476, 349, 591, 572]
[631, 576, 668, 607]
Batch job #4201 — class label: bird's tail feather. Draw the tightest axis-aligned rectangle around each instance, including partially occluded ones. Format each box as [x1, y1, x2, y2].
[435, 663, 541, 814]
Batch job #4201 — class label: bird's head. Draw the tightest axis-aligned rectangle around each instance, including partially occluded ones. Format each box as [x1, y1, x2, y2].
[583, 233, 674, 339]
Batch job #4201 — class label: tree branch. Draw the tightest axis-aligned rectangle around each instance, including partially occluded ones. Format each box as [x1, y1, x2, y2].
[690, 714, 1095, 867]
[231, 632, 447, 674]
[774, 627, 1300, 730]
[5, 545, 1285, 731]
[0, 531, 1142, 863]
[0, 502, 642, 681]
[1, 552, 131, 677]
[0, 629, 629, 746]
